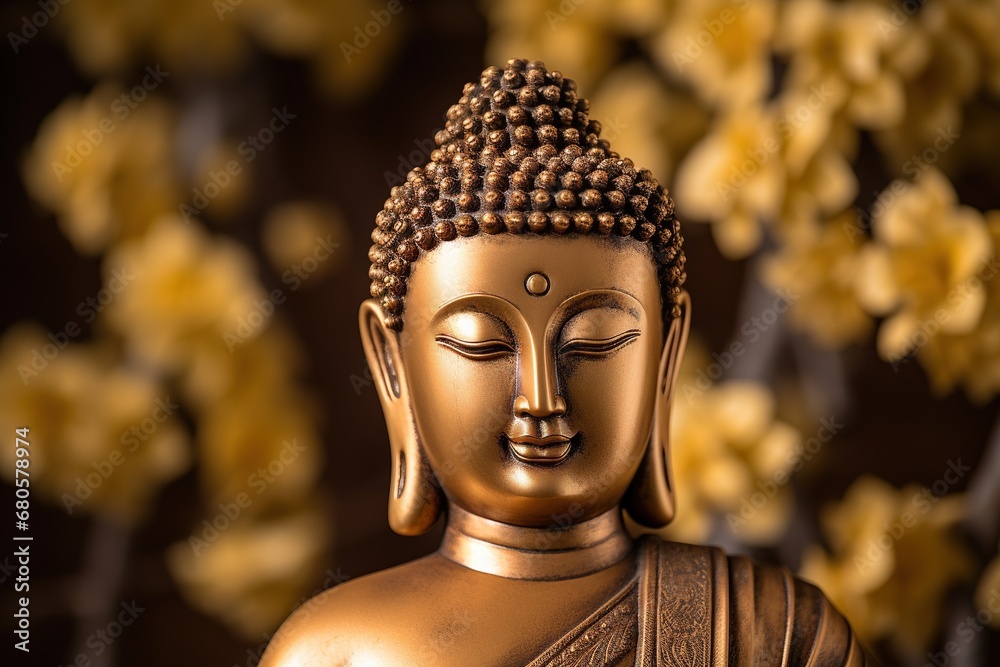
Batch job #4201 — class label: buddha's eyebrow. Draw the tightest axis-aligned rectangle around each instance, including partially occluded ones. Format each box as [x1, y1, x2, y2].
[555, 289, 644, 322]
[431, 292, 519, 324]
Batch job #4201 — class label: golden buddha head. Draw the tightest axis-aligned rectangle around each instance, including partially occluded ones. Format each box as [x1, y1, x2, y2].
[360, 59, 689, 537]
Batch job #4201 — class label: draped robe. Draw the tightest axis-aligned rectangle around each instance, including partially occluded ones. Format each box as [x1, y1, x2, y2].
[526, 537, 872, 667]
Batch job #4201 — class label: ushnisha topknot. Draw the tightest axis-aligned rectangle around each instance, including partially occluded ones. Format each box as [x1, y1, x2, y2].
[368, 58, 686, 330]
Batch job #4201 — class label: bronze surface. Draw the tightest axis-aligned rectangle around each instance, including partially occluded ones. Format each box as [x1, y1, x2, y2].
[260, 59, 875, 666]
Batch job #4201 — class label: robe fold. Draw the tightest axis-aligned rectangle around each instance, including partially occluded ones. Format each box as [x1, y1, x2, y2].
[526, 537, 874, 667]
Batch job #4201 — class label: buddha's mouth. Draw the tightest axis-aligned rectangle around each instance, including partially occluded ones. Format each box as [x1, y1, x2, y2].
[505, 433, 575, 465]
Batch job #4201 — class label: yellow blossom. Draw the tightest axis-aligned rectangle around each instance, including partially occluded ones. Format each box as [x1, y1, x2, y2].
[241, 0, 406, 100]
[187, 141, 254, 224]
[801, 476, 976, 650]
[663, 377, 801, 546]
[875, 0, 983, 166]
[22, 84, 178, 254]
[775, 0, 928, 131]
[102, 216, 267, 372]
[651, 0, 777, 109]
[945, 0, 1000, 97]
[779, 152, 857, 251]
[482, 0, 668, 93]
[763, 214, 872, 348]
[261, 201, 350, 280]
[673, 105, 785, 258]
[167, 507, 331, 638]
[774, 86, 859, 240]
[676, 84, 856, 256]
[56, 0, 248, 76]
[180, 323, 304, 411]
[0, 325, 190, 522]
[902, 210, 1000, 400]
[196, 386, 321, 509]
[857, 169, 994, 363]
[588, 62, 709, 188]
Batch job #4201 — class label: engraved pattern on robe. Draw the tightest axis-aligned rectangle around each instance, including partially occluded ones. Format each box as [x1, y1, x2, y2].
[527, 537, 874, 667]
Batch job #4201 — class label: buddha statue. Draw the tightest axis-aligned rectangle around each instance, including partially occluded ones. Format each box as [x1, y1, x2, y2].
[261, 59, 873, 666]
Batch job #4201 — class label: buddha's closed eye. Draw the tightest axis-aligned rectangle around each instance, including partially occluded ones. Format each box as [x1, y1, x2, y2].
[435, 335, 514, 359]
[435, 329, 640, 360]
[559, 330, 641, 356]
[434, 303, 643, 360]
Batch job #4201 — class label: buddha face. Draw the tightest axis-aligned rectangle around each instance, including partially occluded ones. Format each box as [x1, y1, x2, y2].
[396, 233, 666, 527]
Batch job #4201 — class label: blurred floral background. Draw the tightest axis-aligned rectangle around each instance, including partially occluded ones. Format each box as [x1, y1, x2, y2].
[2, 0, 999, 664]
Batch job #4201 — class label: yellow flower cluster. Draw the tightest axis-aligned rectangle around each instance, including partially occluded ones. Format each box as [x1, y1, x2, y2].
[874, 0, 995, 166]
[22, 84, 178, 254]
[857, 171, 1000, 398]
[800, 476, 976, 651]
[776, 0, 927, 132]
[763, 213, 871, 348]
[658, 344, 802, 546]
[483, 3, 999, 656]
[652, 0, 777, 110]
[261, 201, 349, 279]
[54, 0, 403, 99]
[483, 0, 1000, 399]
[483, 0, 668, 93]
[168, 508, 331, 638]
[102, 218, 266, 372]
[13, 68, 340, 636]
[0, 325, 189, 523]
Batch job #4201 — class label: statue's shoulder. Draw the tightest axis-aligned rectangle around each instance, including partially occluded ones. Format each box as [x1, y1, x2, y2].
[639, 536, 872, 665]
[638, 535, 836, 622]
[259, 554, 447, 667]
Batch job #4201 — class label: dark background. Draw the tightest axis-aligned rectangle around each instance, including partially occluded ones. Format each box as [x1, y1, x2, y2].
[2, 0, 998, 665]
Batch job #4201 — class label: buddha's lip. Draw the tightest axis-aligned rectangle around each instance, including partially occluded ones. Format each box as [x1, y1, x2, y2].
[507, 434, 573, 446]
[505, 433, 575, 465]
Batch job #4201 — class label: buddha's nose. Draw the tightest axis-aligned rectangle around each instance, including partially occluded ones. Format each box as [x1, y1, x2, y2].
[515, 340, 566, 418]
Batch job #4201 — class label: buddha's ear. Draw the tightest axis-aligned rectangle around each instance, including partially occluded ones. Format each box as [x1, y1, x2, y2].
[358, 299, 444, 536]
[623, 290, 691, 529]
[661, 289, 692, 408]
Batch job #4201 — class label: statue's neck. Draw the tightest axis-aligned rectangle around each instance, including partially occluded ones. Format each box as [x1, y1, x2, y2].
[439, 503, 632, 581]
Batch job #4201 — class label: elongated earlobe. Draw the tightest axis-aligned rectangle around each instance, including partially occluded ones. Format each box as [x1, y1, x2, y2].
[358, 299, 444, 535]
[622, 290, 691, 528]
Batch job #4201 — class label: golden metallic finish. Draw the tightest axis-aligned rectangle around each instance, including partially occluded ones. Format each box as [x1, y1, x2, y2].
[261, 59, 874, 666]
[366, 57, 685, 332]
[525, 271, 550, 296]
[440, 505, 632, 581]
